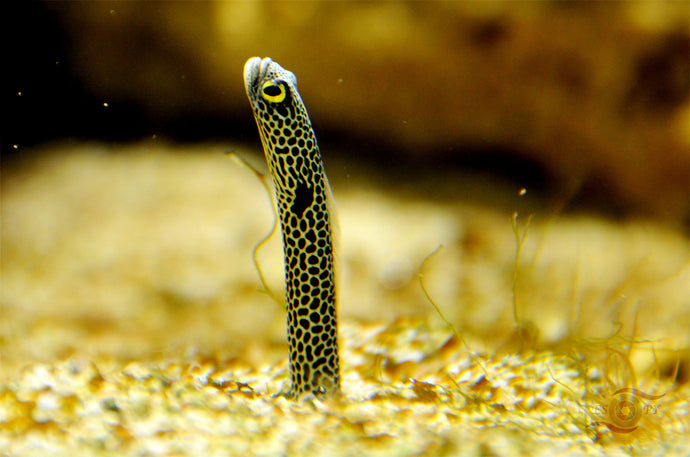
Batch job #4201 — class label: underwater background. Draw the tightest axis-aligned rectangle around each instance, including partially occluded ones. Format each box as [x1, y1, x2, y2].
[2, 2, 689, 455]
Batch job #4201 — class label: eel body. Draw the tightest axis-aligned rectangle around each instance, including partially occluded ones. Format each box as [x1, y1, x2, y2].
[243, 57, 340, 399]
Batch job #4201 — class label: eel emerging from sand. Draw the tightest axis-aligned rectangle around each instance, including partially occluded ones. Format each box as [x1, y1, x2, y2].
[244, 57, 340, 399]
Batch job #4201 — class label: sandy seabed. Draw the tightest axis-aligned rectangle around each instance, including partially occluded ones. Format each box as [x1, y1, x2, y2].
[1, 141, 688, 456]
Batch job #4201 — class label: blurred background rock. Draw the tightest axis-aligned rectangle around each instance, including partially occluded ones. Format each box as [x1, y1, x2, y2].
[3, 1, 688, 224]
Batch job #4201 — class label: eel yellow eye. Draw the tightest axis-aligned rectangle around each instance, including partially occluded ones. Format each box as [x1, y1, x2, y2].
[261, 80, 287, 103]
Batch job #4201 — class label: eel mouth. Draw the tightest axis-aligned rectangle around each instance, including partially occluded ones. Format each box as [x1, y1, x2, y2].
[243, 57, 273, 97]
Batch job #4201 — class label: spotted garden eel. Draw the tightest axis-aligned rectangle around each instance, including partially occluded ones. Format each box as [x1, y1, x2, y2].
[243, 57, 340, 399]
